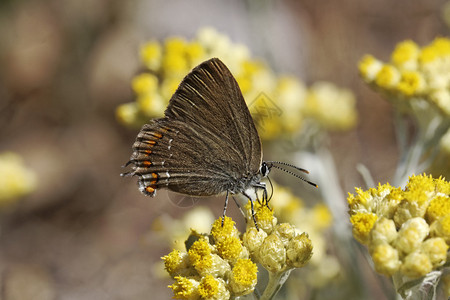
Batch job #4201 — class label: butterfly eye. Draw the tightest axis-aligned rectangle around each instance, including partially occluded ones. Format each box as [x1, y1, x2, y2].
[260, 162, 270, 177]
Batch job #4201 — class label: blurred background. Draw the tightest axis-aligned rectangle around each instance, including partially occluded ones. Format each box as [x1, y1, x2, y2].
[0, 0, 448, 299]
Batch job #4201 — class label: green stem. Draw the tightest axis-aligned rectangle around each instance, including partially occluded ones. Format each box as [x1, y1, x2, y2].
[260, 270, 292, 300]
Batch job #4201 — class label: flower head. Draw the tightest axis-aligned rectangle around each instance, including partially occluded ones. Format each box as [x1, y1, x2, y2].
[228, 259, 258, 296]
[359, 37, 450, 116]
[348, 174, 450, 279]
[163, 199, 313, 298]
[163, 216, 257, 298]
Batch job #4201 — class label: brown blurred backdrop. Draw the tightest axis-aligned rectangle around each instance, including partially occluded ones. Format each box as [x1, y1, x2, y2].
[0, 0, 448, 299]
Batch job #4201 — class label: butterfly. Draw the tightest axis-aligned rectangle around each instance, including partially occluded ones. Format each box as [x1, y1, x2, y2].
[122, 58, 316, 228]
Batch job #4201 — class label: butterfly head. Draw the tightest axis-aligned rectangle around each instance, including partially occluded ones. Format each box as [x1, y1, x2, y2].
[261, 161, 318, 188]
[260, 161, 271, 178]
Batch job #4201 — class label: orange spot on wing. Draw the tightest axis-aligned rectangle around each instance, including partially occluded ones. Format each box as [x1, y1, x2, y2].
[150, 172, 158, 184]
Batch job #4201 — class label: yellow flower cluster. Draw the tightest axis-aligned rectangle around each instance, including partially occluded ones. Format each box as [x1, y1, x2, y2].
[116, 27, 357, 140]
[359, 38, 450, 116]
[0, 152, 36, 206]
[162, 202, 314, 299]
[162, 217, 257, 299]
[348, 174, 450, 278]
[242, 201, 313, 273]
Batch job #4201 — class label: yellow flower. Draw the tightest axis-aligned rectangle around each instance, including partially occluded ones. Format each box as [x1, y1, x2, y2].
[426, 195, 450, 223]
[131, 73, 159, 95]
[375, 64, 401, 89]
[311, 204, 333, 230]
[358, 54, 383, 82]
[169, 276, 199, 299]
[210, 216, 239, 241]
[215, 236, 245, 262]
[419, 37, 450, 64]
[391, 40, 420, 70]
[136, 93, 166, 117]
[350, 212, 378, 244]
[185, 41, 206, 66]
[396, 71, 425, 97]
[115, 102, 139, 126]
[140, 41, 162, 71]
[198, 275, 230, 300]
[245, 202, 277, 232]
[188, 237, 213, 274]
[228, 259, 258, 296]
[162, 250, 191, 277]
[305, 82, 357, 130]
[162, 53, 189, 77]
[0, 152, 36, 206]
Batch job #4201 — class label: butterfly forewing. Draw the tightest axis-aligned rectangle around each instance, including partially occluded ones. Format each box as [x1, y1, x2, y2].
[129, 58, 263, 197]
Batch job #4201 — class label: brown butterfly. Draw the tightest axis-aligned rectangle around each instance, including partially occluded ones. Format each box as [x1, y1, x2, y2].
[122, 58, 316, 228]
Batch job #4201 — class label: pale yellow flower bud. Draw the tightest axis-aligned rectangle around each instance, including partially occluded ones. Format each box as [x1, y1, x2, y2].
[286, 233, 313, 268]
[370, 217, 398, 246]
[358, 54, 383, 82]
[430, 215, 450, 244]
[258, 234, 286, 272]
[400, 250, 432, 279]
[371, 243, 401, 276]
[242, 227, 267, 255]
[394, 217, 429, 254]
[421, 237, 448, 267]
[274, 223, 296, 244]
[393, 201, 427, 227]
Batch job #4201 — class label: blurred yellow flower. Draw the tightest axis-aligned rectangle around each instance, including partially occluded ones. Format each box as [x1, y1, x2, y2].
[359, 37, 450, 116]
[140, 41, 162, 71]
[118, 27, 357, 138]
[305, 81, 358, 130]
[0, 152, 36, 206]
[391, 40, 420, 70]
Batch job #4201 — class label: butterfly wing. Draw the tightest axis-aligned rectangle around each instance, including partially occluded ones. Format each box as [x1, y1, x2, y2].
[127, 58, 262, 197]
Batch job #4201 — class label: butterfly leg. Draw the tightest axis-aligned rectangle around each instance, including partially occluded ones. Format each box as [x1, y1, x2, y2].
[221, 190, 230, 227]
[242, 191, 259, 231]
[253, 183, 269, 207]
